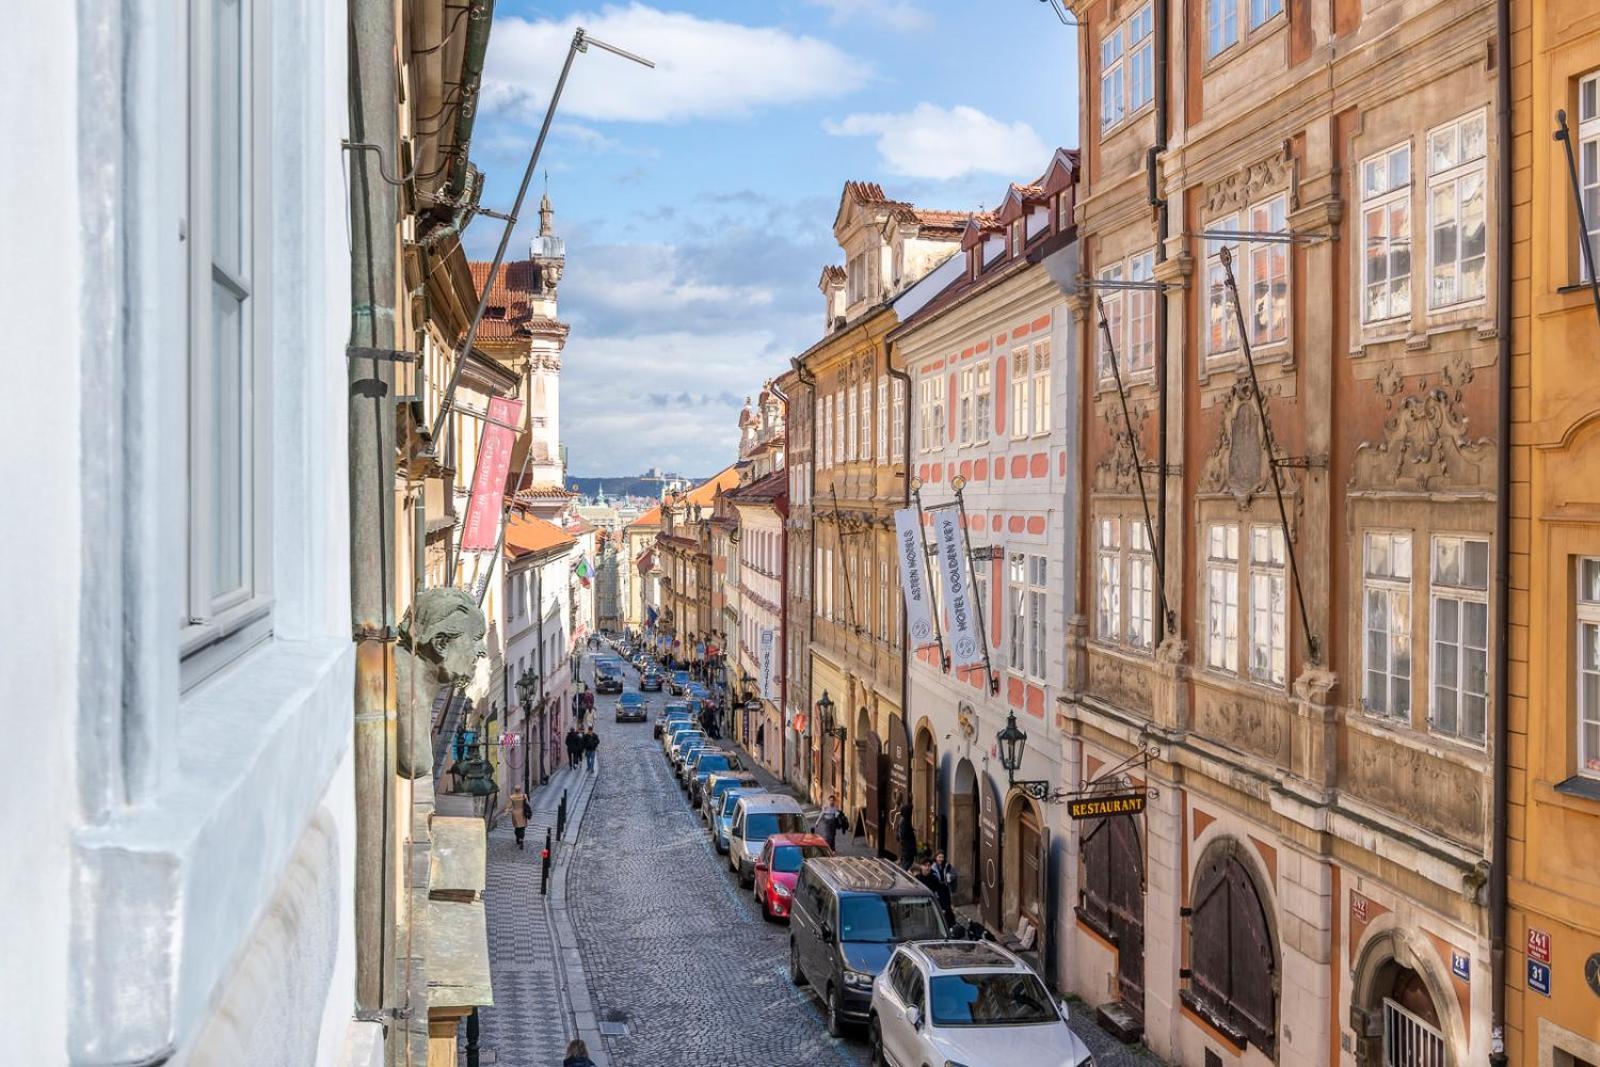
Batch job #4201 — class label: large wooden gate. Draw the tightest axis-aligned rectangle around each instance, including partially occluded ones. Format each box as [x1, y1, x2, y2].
[1081, 812, 1145, 1022]
[857, 730, 883, 850]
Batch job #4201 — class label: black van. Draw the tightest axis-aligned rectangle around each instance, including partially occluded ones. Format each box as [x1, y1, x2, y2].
[787, 856, 948, 1036]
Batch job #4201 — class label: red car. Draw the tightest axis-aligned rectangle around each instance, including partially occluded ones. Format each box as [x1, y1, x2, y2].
[753, 832, 832, 921]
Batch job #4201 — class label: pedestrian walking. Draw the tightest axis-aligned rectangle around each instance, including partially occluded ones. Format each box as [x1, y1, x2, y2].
[926, 849, 957, 926]
[813, 791, 846, 850]
[508, 786, 531, 850]
[562, 1038, 596, 1067]
[582, 726, 599, 772]
[565, 727, 582, 770]
[894, 800, 917, 869]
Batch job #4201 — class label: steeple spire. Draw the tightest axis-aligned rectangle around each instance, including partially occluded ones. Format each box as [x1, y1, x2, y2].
[539, 173, 554, 237]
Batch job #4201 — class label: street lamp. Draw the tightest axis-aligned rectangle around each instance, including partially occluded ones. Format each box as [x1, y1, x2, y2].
[516, 667, 538, 708]
[817, 690, 845, 741]
[996, 710, 1028, 784]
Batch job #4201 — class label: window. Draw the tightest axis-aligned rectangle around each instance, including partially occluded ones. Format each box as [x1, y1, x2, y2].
[1100, 3, 1152, 132]
[973, 561, 989, 650]
[1010, 219, 1025, 256]
[1206, 217, 1241, 355]
[819, 395, 831, 468]
[1579, 73, 1600, 281]
[918, 375, 946, 452]
[834, 392, 845, 463]
[1031, 339, 1052, 435]
[1096, 264, 1123, 381]
[845, 382, 858, 461]
[1363, 531, 1413, 719]
[1009, 554, 1027, 670]
[1205, 524, 1240, 671]
[1431, 536, 1488, 742]
[1579, 558, 1600, 777]
[1129, 520, 1154, 650]
[892, 377, 906, 462]
[877, 374, 888, 463]
[1427, 110, 1488, 308]
[1098, 252, 1155, 379]
[958, 367, 975, 446]
[878, 558, 889, 641]
[1096, 518, 1121, 643]
[1249, 525, 1287, 685]
[1027, 555, 1047, 678]
[1010, 348, 1030, 438]
[930, 374, 946, 448]
[859, 377, 872, 462]
[1250, 0, 1283, 27]
[974, 362, 992, 444]
[1361, 143, 1413, 324]
[1248, 196, 1289, 344]
[1207, 0, 1239, 57]
[186, 0, 267, 657]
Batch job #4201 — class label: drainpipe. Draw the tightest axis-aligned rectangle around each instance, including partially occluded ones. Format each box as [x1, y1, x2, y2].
[347, 0, 400, 1015]
[445, 0, 496, 200]
[1149, 0, 1171, 645]
[1489, 0, 1511, 1061]
[793, 356, 819, 797]
[887, 351, 915, 802]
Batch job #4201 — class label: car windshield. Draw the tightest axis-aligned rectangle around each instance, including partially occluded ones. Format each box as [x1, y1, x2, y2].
[744, 812, 806, 840]
[928, 973, 1058, 1028]
[673, 672, 689, 682]
[695, 755, 729, 774]
[837, 896, 947, 944]
[620, 694, 642, 705]
[770, 845, 830, 873]
[722, 793, 758, 818]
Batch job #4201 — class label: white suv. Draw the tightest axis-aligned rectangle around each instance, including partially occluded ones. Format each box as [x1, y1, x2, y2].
[867, 940, 1095, 1067]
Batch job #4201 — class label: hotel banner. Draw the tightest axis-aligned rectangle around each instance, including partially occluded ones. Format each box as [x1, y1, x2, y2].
[759, 627, 776, 699]
[931, 505, 981, 667]
[460, 396, 523, 552]
[893, 507, 937, 649]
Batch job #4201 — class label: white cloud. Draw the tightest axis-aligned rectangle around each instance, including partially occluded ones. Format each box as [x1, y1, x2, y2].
[484, 4, 870, 123]
[823, 103, 1050, 181]
[805, 0, 930, 32]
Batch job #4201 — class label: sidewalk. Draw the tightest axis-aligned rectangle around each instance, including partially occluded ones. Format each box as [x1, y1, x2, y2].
[468, 761, 609, 1067]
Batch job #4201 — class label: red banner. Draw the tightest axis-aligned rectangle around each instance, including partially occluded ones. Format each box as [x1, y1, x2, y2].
[460, 396, 523, 552]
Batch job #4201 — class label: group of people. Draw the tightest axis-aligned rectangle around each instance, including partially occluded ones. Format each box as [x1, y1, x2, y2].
[809, 793, 959, 927]
[565, 725, 599, 771]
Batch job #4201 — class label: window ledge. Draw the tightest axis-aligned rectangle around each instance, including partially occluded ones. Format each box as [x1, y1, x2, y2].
[71, 635, 355, 1062]
[1553, 774, 1600, 803]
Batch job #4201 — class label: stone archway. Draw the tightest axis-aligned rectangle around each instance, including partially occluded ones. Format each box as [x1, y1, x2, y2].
[1351, 926, 1464, 1067]
[1003, 792, 1046, 942]
[912, 721, 937, 849]
[950, 758, 980, 906]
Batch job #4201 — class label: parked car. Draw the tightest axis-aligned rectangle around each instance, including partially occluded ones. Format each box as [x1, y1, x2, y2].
[673, 738, 711, 782]
[727, 794, 807, 886]
[640, 668, 663, 692]
[654, 706, 692, 739]
[753, 833, 832, 922]
[667, 730, 705, 769]
[702, 771, 760, 827]
[712, 787, 767, 853]
[662, 719, 698, 755]
[788, 857, 949, 1037]
[678, 745, 725, 788]
[868, 940, 1094, 1067]
[614, 691, 647, 723]
[668, 670, 691, 695]
[686, 749, 744, 802]
[686, 682, 711, 703]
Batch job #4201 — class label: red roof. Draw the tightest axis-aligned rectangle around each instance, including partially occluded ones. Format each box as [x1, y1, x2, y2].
[726, 467, 788, 505]
[504, 513, 576, 560]
[627, 504, 663, 529]
[467, 261, 571, 343]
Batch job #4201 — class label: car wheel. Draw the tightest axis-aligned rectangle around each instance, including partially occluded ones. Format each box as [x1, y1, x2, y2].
[759, 889, 775, 923]
[825, 984, 845, 1039]
[867, 1016, 886, 1067]
[789, 939, 806, 986]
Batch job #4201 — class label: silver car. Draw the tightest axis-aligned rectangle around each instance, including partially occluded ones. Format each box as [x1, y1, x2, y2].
[726, 794, 807, 886]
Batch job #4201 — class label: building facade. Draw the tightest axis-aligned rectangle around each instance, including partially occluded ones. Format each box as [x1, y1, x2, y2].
[781, 366, 818, 791]
[892, 149, 1080, 973]
[1506, 3, 1600, 1062]
[729, 470, 790, 776]
[501, 514, 580, 791]
[1063, 0, 1506, 1063]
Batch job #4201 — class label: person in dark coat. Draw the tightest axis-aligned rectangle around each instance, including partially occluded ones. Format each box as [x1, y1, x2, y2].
[926, 849, 957, 927]
[894, 800, 917, 869]
[564, 727, 582, 770]
[582, 726, 599, 771]
[813, 792, 846, 850]
[562, 1038, 597, 1067]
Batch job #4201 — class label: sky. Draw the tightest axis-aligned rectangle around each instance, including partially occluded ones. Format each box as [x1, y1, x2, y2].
[467, 1, 1079, 477]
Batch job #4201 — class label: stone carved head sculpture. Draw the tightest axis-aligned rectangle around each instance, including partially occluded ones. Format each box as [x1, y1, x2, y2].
[396, 586, 489, 779]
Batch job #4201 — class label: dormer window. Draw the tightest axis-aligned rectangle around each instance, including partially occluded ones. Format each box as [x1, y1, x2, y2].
[485, 305, 506, 319]
[1010, 219, 1025, 256]
[969, 247, 981, 280]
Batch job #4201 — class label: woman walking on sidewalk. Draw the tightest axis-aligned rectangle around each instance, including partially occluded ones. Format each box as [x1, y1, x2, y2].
[508, 786, 530, 849]
[562, 1038, 597, 1067]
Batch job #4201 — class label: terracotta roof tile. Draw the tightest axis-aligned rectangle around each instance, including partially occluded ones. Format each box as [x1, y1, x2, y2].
[726, 468, 788, 503]
[504, 513, 576, 560]
[466, 260, 569, 343]
[627, 505, 663, 528]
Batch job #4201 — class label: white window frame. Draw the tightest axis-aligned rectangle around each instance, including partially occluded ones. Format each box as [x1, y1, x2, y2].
[1578, 73, 1600, 282]
[877, 374, 888, 463]
[1363, 530, 1414, 721]
[845, 381, 858, 462]
[1010, 347, 1030, 438]
[1031, 338, 1052, 436]
[891, 377, 906, 462]
[1429, 535, 1489, 744]
[182, 0, 273, 683]
[974, 361, 992, 445]
[930, 373, 946, 449]
[878, 558, 889, 641]
[1204, 523, 1240, 672]
[858, 376, 872, 462]
[1027, 554, 1047, 679]
[1205, 215, 1241, 357]
[1249, 524, 1287, 686]
[1426, 109, 1489, 310]
[1207, 0, 1281, 59]
[1096, 263, 1123, 382]
[834, 392, 845, 464]
[1096, 518, 1121, 644]
[1205, 196, 1289, 358]
[1247, 194, 1289, 346]
[1577, 557, 1600, 778]
[1360, 142, 1413, 325]
[958, 367, 975, 446]
[1100, 3, 1152, 133]
[1128, 520, 1154, 650]
[1008, 553, 1027, 672]
[1097, 252, 1155, 380]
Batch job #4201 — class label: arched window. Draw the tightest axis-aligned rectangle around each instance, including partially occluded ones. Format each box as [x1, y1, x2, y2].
[1184, 842, 1276, 1055]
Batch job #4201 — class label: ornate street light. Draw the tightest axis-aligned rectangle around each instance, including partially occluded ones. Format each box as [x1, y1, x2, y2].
[996, 710, 1028, 784]
[515, 667, 538, 708]
[817, 690, 845, 741]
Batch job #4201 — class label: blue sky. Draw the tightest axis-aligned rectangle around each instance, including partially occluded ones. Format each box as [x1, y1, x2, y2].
[468, 0, 1078, 477]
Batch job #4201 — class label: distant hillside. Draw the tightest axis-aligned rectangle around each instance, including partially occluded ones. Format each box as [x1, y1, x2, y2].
[567, 475, 706, 500]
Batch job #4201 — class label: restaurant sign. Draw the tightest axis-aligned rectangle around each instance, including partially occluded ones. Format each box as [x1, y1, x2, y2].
[1065, 792, 1147, 820]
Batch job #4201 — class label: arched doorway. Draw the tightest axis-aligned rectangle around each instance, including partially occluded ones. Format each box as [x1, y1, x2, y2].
[1003, 793, 1047, 951]
[1080, 808, 1145, 1024]
[1184, 838, 1277, 1057]
[855, 707, 881, 850]
[950, 759, 980, 905]
[912, 722, 937, 850]
[1352, 931, 1458, 1067]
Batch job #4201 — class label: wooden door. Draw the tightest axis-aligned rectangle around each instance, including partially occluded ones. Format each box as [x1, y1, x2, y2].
[978, 774, 1003, 930]
[858, 731, 882, 850]
[1108, 816, 1145, 1023]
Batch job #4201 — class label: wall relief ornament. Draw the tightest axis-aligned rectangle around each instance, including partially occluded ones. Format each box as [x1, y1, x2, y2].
[1351, 361, 1492, 492]
[1204, 146, 1294, 217]
[396, 586, 491, 780]
[1093, 402, 1148, 493]
[1201, 380, 1277, 508]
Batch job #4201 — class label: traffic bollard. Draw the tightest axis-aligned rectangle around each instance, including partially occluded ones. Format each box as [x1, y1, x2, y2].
[557, 789, 568, 840]
[540, 844, 551, 895]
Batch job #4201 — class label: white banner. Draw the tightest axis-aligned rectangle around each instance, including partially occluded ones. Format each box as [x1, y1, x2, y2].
[894, 507, 938, 649]
[758, 627, 776, 700]
[931, 505, 982, 667]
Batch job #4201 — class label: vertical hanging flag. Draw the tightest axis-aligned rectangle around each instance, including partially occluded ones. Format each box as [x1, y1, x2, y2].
[932, 505, 981, 667]
[460, 396, 524, 552]
[759, 627, 776, 699]
[894, 506, 937, 649]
